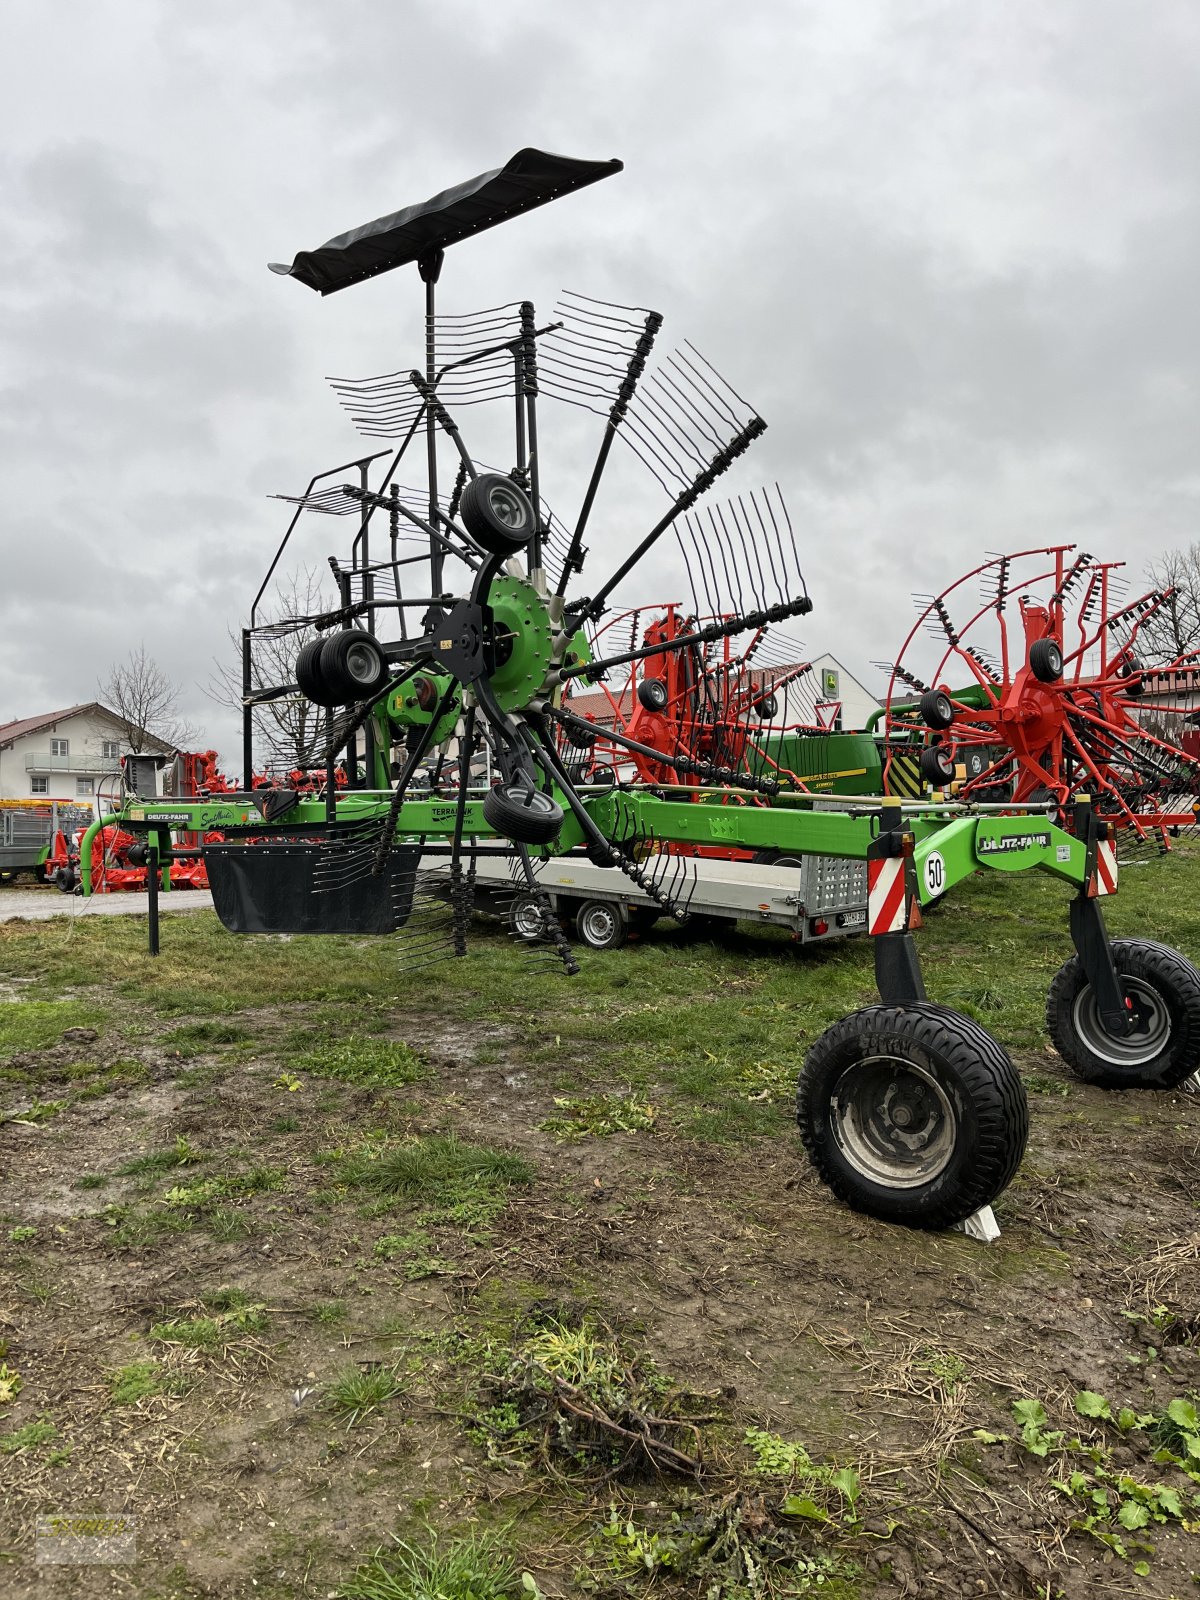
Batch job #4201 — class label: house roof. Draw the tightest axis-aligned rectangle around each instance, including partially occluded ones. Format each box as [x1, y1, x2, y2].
[0, 702, 174, 753]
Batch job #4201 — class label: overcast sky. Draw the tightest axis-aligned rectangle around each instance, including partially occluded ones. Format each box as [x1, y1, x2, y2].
[2, 1, 1197, 771]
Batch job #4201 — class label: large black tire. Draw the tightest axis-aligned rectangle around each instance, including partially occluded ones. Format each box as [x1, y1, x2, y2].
[754, 693, 779, 720]
[1029, 638, 1063, 683]
[319, 630, 389, 703]
[919, 689, 954, 730]
[459, 473, 535, 555]
[574, 899, 628, 951]
[797, 1003, 1028, 1228]
[482, 782, 563, 846]
[637, 678, 668, 713]
[1046, 939, 1200, 1089]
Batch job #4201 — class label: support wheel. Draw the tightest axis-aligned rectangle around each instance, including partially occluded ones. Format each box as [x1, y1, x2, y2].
[459, 473, 535, 555]
[1046, 938, 1200, 1089]
[797, 1003, 1028, 1228]
[1029, 638, 1063, 683]
[575, 900, 628, 950]
[482, 782, 563, 846]
[920, 745, 955, 786]
[319, 630, 389, 703]
[919, 689, 954, 730]
[637, 678, 668, 713]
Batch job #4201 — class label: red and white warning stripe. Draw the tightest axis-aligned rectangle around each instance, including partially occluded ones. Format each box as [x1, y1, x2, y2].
[867, 856, 907, 935]
[1095, 837, 1118, 897]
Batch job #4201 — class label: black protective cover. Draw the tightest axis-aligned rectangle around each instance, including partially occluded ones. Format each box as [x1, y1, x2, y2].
[204, 843, 417, 935]
[268, 148, 622, 294]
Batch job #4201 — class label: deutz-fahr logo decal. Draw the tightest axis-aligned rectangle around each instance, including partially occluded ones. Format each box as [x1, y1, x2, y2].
[978, 831, 1051, 855]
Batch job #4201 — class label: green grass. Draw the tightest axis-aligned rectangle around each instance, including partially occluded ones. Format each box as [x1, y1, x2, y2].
[337, 1531, 519, 1600]
[118, 1135, 204, 1176]
[326, 1364, 404, 1428]
[161, 1020, 252, 1056]
[150, 1289, 268, 1349]
[344, 1134, 532, 1198]
[0, 1418, 57, 1455]
[291, 1035, 429, 1089]
[108, 1360, 180, 1405]
[0, 1000, 104, 1059]
[539, 1090, 658, 1142]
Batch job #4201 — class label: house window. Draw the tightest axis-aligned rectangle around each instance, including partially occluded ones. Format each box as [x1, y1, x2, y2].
[30, 775, 49, 795]
[76, 778, 93, 798]
[102, 740, 120, 759]
[50, 737, 69, 757]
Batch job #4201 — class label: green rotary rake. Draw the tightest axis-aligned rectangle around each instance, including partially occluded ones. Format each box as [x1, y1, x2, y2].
[84, 151, 1200, 1233]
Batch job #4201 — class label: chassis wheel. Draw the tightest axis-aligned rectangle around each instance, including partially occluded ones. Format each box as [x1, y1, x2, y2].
[575, 900, 628, 950]
[797, 1003, 1028, 1228]
[1046, 938, 1200, 1089]
[482, 781, 563, 846]
[459, 473, 535, 555]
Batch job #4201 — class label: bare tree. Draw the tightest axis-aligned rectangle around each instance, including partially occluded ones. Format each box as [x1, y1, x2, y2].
[1142, 543, 1200, 662]
[206, 569, 332, 775]
[99, 646, 195, 751]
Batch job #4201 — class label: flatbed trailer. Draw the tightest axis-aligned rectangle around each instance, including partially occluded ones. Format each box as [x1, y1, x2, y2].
[464, 849, 868, 950]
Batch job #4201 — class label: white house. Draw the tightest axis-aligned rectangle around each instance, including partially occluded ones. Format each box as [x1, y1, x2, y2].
[0, 703, 173, 806]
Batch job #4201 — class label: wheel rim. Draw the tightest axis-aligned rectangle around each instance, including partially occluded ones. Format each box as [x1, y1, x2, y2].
[582, 905, 616, 945]
[513, 900, 544, 939]
[488, 482, 528, 530]
[830, 1056, 957, 1188]
[511, 787, 556, 816]
[1073, 977, 1171, 1067]
[345, 640, 380, 684]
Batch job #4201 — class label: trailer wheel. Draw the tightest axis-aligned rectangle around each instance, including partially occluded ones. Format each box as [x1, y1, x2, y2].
[482, 781, 563, 846]
[753, 850, 802, 869]
[797, 1003, 1028, 1228]
[575, 899, 628, 950]
[1046, 938, 1200, 1089]
[510, 894, 549, 942]
[459, 473, 535, 555]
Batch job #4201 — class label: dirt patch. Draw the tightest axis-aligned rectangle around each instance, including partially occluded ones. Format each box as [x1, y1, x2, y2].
[1, 958, 1199, 1597]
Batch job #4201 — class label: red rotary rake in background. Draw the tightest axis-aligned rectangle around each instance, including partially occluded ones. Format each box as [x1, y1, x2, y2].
[560, 602, 827, 790]
[881, 545, 1200, 851]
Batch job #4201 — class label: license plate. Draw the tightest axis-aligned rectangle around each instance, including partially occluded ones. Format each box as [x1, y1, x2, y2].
[840, 910, 866, 928]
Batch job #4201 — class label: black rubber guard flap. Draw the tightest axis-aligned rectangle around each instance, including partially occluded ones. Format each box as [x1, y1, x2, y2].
[204, 842, 418, 935]
[268, 149, 623, 294]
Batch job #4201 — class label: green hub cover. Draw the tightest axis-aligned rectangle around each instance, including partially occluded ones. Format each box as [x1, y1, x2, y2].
[485, 574, 554, 712]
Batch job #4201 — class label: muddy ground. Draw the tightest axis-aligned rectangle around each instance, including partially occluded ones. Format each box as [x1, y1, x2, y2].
[1, 874, 1199, 1599]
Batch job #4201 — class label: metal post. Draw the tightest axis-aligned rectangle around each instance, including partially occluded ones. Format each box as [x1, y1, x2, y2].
[241, 627, 254, 788]
[419, 250, 444, 590]
[147, 845, 160, 956]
